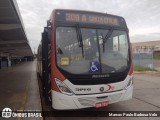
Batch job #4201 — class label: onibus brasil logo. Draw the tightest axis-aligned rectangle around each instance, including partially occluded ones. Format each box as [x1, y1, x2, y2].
[2, 108, 12, 118]
[1, 107, 42, 118]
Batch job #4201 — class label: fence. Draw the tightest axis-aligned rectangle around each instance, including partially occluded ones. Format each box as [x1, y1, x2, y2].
[132, 52, 154, 69]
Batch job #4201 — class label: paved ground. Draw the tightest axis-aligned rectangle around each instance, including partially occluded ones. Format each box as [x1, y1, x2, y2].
[0, 61, 160, 120]
[0, 61, 41, 120]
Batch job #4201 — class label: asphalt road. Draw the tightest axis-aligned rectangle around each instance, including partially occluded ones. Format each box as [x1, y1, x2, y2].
[40, 72, 160, 120]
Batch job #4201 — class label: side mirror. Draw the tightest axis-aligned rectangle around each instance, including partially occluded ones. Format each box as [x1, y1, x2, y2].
[47, 20, 51, 27]
[43, 27, 51, 44]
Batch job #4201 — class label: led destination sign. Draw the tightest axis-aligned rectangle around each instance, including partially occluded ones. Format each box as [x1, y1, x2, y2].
[55, 10, 126, 27]
[66, 13, 118, 25]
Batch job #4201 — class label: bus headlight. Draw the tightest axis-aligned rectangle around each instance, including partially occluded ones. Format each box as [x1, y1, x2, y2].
[55, 78, 74, 96]
[124, 76, 133, 89]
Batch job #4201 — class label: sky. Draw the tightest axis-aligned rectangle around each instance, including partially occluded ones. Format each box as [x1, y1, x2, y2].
[16, 0, 160, 52]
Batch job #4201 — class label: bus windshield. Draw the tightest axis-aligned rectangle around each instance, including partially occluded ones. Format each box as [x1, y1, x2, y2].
[56, 27, 129, 74]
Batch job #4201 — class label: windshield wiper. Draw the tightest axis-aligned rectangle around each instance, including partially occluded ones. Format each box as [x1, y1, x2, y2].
[76, 24, 84, 57]
[101, 28, 113, 52]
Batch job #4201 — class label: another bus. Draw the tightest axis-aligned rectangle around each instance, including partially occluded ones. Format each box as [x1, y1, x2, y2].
[37, 9, 133, 110]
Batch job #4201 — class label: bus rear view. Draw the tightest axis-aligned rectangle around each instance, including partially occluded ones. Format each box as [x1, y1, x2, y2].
[37, 9, 133, 110]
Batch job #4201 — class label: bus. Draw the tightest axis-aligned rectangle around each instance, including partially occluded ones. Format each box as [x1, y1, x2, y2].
[37, 9, 133, 110]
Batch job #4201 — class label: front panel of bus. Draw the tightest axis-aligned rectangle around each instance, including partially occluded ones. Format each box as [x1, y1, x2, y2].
[50, 10, 133, 110]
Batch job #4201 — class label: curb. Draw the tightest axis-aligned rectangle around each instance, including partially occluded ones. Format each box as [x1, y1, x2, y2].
[133, 71, 158, 74]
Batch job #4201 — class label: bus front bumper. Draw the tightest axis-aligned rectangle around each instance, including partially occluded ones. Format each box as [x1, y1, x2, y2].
[51, 85, 133, 110]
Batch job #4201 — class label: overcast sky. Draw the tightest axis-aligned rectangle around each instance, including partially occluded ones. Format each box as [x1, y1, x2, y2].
[16, 0, 160, 51]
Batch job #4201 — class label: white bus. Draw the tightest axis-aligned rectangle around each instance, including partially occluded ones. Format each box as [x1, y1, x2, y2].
[37, 9, 133, 110]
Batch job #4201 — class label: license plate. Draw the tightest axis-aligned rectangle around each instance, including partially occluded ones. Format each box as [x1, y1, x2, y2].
[95, 101, 109, 108]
